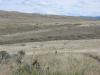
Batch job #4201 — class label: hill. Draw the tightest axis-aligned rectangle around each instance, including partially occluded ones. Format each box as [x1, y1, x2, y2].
[0, 10, 100, 75]
[0, 10, 100, 44]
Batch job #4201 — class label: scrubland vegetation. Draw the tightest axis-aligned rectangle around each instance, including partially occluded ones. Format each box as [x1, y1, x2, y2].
[1, 50, 100, 75]
[0, 11, 100, 75]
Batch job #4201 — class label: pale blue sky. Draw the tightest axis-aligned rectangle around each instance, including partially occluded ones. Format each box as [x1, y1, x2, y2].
[0, 0, 100, 16]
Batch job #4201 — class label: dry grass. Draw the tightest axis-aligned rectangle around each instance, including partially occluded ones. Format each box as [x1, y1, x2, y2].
[11, 53, 100, 75]
[0, 11, 100, 75]
[0, 11, 100, 44]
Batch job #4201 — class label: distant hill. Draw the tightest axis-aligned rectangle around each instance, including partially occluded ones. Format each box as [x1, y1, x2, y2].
[0, 10, 99, 21]
[95, 17, 100, 20]
[80, 16, 100, 20]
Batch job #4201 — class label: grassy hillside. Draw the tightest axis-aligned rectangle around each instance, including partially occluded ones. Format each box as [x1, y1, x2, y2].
[0, 11, 100, 44]
[0, 11, 100, 75]
[1, 40, 100, 75]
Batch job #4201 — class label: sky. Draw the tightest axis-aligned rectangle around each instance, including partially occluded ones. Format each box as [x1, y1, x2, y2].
[0, 0, 100, 16]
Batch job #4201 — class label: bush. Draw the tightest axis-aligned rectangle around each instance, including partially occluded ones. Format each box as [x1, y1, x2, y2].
[0, 51, 10, 63]
[15, 50, 25, 64]
[20, 44, 26, 46]
[74, 23, 81, 26]
[18, 50, 25, 57]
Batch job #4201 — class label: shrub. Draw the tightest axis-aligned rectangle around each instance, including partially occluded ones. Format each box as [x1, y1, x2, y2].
[18, 50, 25, 57]
[0, 51, 10, 63]
[20, 44, 26, 46]
[74, 23, 82, 26]
[15, 50, 25, 64]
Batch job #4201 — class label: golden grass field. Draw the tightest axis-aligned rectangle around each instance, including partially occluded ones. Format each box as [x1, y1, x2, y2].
[0, 11, 100, 75]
